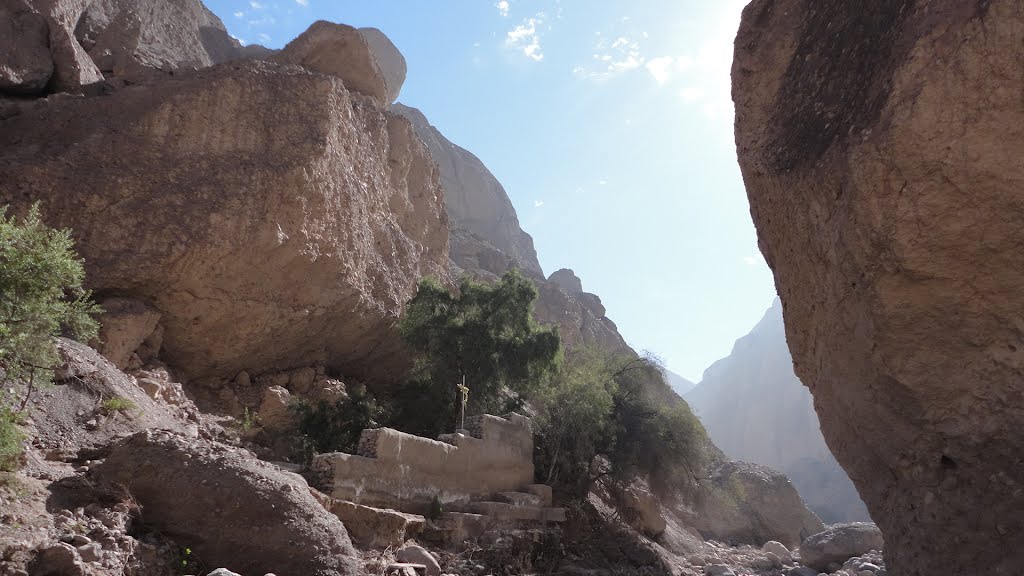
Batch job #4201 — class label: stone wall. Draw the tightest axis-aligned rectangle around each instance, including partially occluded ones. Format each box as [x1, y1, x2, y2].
[313, 414, 534, 513]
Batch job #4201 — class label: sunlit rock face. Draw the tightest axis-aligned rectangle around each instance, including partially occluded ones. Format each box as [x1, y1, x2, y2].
[733, 1, 1024, 574]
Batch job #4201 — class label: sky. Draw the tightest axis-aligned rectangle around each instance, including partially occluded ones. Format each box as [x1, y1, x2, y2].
[204, 0, 778, 383]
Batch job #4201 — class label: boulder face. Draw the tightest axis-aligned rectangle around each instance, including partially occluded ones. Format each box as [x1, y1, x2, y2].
[279, 21, 390, 106]
[74, 0, 241, 77]
[0, 59, 449, 383]
[733, 1, 1024, 574]
[686, 299, 869, 523]
[92, 430, 359, 576]
[798, 523, 884, 572]
[0, 0, 53, 95]
[359, 27, 406, 104]
[393, 103, 543, 277]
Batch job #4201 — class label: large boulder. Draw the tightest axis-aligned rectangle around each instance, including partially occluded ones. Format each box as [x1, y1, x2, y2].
[92, 430, 358, 575]
[0, 0, 53, 95]
[359, 27, 406, 104]
[798, 523, 884, 572]
[73, 0, 243, 78]
[733, 0, 1024, 574]
[0, 59, 449, 382]
[679, 460, 823, 550]
[279, 21, 389, 106]
[23, 0, 103, 92]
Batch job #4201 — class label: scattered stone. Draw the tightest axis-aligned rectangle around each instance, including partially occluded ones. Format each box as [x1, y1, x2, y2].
[32, 543, 84, 576]
[396, 544, 440, 576]
[799, 523, 884, 571]
[786, 567, 818, 576]
[763, 540, 793, 564]
[703, 564, 735, 576]
[77, 542, 102, 562]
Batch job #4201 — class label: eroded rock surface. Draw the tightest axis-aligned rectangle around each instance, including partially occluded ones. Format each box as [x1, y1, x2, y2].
[359, 27, 406, 103]
[92, 429, 358, 576]
[0, 0, 53, 95]
[0, 59, 449, 382]
[279, 21, 389, 105]
[733, 1, 1024, 574]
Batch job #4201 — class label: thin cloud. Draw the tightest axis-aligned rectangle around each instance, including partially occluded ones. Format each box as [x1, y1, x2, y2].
[506, 14, 545, 62]
[249, 0, 265, 9]
[233, 11, 244, 18]
[743, 256, 761, 266]
[296, 0, 309, 5]
[645, 56, 674, 85]
[533, 200, 545, 208]
[258, 32, 272, 43]
[574, 36, 643, 80]
[495, 0, 509, 17]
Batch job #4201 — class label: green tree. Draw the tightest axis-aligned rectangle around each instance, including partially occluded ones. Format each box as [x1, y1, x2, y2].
[534, 349, 707, 500]
[293, 383, 384, 455]
[395, 270, 561, 437]
[0, 203, 100, 411]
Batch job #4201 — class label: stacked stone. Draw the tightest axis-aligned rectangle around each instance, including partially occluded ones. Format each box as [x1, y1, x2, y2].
[463, 416, 485, 439]
[356, 429, 382, 458]
[307, 456, 335, 493]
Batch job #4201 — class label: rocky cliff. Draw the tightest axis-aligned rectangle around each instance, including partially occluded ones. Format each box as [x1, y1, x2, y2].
[1, 5, 450, 384]
[686, 299, 869, 523]
[734, 0, 1024, 574]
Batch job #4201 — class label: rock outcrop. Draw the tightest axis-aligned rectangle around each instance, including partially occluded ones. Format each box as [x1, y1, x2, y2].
[686, 299, 869, 523]
[733, 1, 1024, 574]
[0, 0, 53, 95]
[279, 21, 390, 106]
[677, 460, 823, 550]
[359, 27, 406, 104]
[0, 58, 449, 382]
[93, 430, 359, 576]
[393, 103, 543, 277]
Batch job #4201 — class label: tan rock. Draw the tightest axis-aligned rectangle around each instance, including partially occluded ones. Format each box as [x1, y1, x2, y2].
[258, 385, 294, 432]
[359, 27, 406, 104]
[733, 0, 1024, 573]
[0, 59, 450, 383]
[798, 523, 883, 572]
[74, 0, 243, 78]
[394, 104, 543, 276]
[26, 0, 104, 92]
[0, 0, 53, 95]
[327, 500, 424, 549]
[622, 483, 667, 538]
[93, 430, 358, 576]
[279, 21, 389, 105]
[94, 297, 162, 370]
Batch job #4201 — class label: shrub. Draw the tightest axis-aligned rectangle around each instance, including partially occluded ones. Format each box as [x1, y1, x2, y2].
[395, 270, 561, 437]
[100, 396, 136, 414]
[0, 203, 100, 410]
[533, 349, 707, 500]
[293, 384, 383, 455]
[0, 400, 25, 472]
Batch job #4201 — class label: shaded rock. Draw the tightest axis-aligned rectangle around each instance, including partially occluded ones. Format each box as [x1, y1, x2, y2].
[395, 544, 440, 576]
[733, 0, 1024, 573]
[94, 297, 162, 370]
[279, 21, 388, 105]
[257, 385, 294, 432]
[25, 0, 104, 92]
[0, 59, 449, 382]
[74, 0, 242, 79]
[30, 543, 83, 576]
[622, 484, 667, 538]
[92, 429, 358, 576]
[0, 0, 53, 95]
[798, 523, 883, 572]
[763, 541, 793, 564]
[680, 460, 823, 549]
[548, 268, 583, 294]
[359, 27, 405, 103]
[786, 567, 818, 576]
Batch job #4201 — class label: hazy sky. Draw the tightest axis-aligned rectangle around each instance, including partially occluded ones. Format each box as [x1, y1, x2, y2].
[204, 0, 777, 383]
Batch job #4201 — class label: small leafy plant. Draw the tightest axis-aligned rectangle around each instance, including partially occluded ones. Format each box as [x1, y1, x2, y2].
[100, 396, 136, 414]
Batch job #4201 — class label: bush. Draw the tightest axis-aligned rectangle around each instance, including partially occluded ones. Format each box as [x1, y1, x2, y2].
[533, 349, 707, 500]
[293, 384, 383, 455]
[100, 396, 136, 414]
[394, 270, 561, 437]
[0, 203, 100, 409]
[0, 400, 25, 472]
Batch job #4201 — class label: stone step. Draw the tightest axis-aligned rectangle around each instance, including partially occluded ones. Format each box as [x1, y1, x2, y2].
[524, 483, 553, 507]
[469, 501, 566, 522]
[494, 491, 544, 507]
[327, 499, 425, 549]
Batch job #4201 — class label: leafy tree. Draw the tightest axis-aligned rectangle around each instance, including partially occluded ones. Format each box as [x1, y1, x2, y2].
[0, 203, 100, 411]
[293, 383, 384, 455]
[534, 348, 707, 500]
[395, 270, 561, 437]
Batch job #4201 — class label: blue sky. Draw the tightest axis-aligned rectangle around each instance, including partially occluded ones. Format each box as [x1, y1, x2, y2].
[204, 0, 777, 383]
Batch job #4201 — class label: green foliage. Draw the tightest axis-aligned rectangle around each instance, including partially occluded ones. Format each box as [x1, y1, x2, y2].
[395, 270, 561, 437]
[0, 203, 100, 400]
[0, 399, 25, 472]
[100, 396, 136, 414]
[293, 384, 383, 455]
[239, 406, 258, 432]
[534, 349, 707, 500]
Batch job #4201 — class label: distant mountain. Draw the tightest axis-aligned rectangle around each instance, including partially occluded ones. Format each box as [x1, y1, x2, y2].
[685, 298, 871, 524]
[662, 367, 696, 396]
